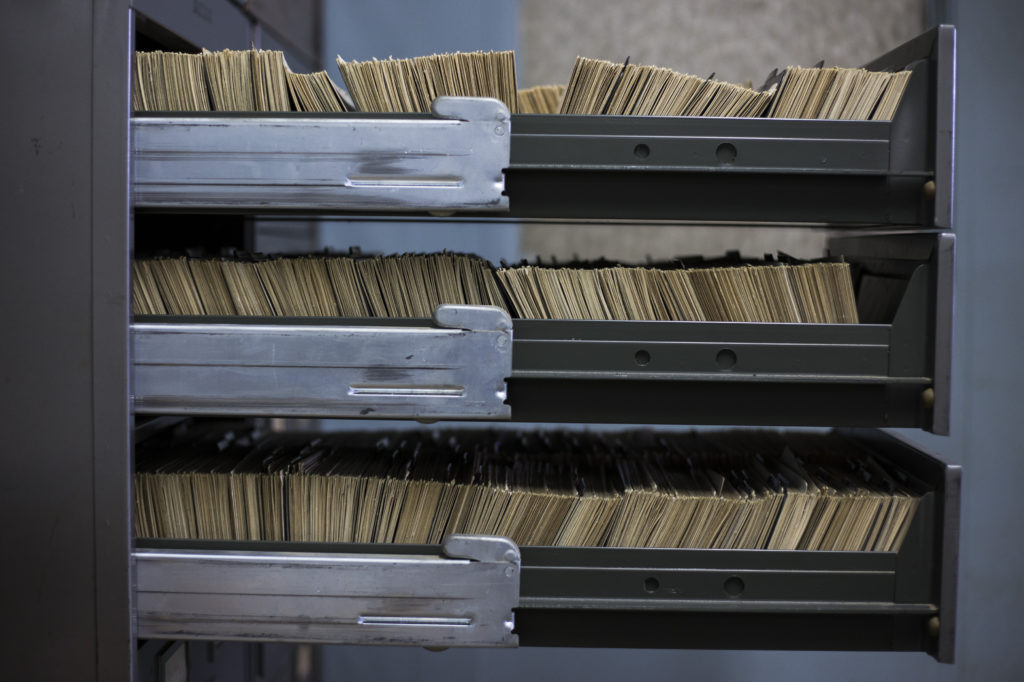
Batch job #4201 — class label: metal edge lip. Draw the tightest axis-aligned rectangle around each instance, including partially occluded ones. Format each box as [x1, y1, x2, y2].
[506, 165, 925, 177]
[131, 404, 512, 419]
[516, 597, 938, 614]
[509, 115, 892, 137]
[132, 116, 467, 129]
[512, 339, 892, 349]
[509, 371, 930, 384]
[132, 197, 512, 211]
[133, 548, 463, 566]
[511, 318, 893, 333]
[130, 97, 510, 126]
[131, 321, 469, 336]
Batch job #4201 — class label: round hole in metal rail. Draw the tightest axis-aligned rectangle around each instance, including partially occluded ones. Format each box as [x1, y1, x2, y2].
[635, 349, 651, 366]
[644, 577, 660, 593]
[715, 142, 737, 164]
[634, 143, 650, 159]
[723, 575, 745, 597]
[715, 348, 737, 370]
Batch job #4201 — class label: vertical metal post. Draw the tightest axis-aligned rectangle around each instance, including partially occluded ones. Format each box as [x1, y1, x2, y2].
[0, 1, 132, 680]
[94, 1, 134, 680]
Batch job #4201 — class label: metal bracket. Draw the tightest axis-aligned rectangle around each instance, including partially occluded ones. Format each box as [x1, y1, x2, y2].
[134, 534, 520, 647]
[132, 304, 513, 420]
[434, 303, 513, 332]
[132, 96, 511, 212]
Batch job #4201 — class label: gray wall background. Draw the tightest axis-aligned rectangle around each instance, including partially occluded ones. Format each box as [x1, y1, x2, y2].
[319, 0, 1024, 679]
[518, 0, 926, 266]
[519, 0, 924, 87]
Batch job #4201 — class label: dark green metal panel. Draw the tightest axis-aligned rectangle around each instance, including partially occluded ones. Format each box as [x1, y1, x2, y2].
[504, 169, 925, 225]
[513, 610, 931, 653]
[506, 26, 950, 228]
[508, 378, 925, 427]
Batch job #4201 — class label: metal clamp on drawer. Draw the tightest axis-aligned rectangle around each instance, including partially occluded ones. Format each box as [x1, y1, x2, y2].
[132, 304, 513, 420]
[134, 534, 521, 647]
[132, 96, 511, 213]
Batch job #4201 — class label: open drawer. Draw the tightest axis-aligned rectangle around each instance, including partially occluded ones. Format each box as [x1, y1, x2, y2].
[134, 429, 959, 662]
[132, 233, 953, 432]
[506, 26, 954, 228]
[130, 27, 953, 228]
